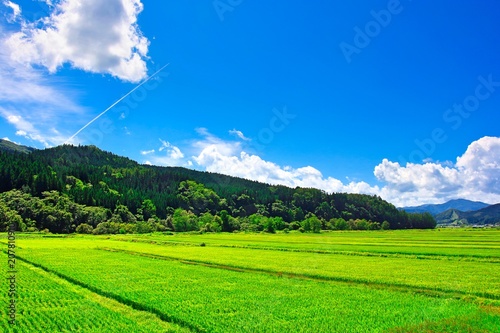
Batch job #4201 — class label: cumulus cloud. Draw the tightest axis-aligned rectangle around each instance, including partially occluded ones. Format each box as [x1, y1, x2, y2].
[5, 0, 149, 82]
[374, 136, 500, 206]
[456, 136, 500, 193]
[374, 160, 461, 193]
[191, 132, 500, 207]
[0, 0, 152, 146]
[192, 129, 378, 195]
[144, 128, 500, 207]
[193, 128, 241, 157]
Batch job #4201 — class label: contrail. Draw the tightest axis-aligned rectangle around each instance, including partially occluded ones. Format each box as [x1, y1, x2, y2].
[64, 63, 169, 144]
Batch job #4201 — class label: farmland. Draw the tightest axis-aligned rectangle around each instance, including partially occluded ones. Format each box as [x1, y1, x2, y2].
[2, 229, 500, 332]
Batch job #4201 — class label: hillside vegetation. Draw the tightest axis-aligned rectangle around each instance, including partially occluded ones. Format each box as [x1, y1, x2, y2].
[0, 144, 435, 233]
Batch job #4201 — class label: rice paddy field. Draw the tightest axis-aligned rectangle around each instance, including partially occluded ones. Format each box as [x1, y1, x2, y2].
[1, 229, 499, 332]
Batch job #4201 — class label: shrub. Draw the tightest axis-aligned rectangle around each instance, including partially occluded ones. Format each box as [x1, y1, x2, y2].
[76, 223, 94, 234]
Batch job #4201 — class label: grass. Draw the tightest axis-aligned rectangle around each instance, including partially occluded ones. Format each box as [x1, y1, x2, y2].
[1, 228, 499, 332]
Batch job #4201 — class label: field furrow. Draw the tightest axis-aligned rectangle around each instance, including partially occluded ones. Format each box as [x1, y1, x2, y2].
[85, 239, 500, 300]
[4, 229, 499, 332]
[0, 253, 190, 333]
[18, 247, 491, 333]
[98, 246, 500, 301]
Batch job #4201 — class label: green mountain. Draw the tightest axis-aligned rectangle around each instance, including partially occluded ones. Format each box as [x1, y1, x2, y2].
[0, 143, 436, 233]
[402, 199, 489, 215]
[435, 204, 500, 226]
[0, 138, 36, 154]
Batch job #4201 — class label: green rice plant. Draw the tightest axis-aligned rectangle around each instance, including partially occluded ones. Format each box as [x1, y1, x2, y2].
[107, 228, 500, 259]
[18, 247, 494, 333]
[5, 229, 500, 332]
[77, 237, 500, 300]
[0, 253, 189, 333]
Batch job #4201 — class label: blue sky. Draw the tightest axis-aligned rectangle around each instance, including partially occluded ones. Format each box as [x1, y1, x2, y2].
[1, 0, 500, 206]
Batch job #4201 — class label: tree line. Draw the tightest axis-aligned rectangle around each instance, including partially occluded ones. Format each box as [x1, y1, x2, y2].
[0, 145, 436, 233]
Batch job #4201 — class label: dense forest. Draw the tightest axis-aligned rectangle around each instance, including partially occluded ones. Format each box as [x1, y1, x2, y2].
[0, 143, 436, 233]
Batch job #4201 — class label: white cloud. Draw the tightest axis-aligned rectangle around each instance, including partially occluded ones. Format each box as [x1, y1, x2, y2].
[192, 129, 378, 195]
[142, 128, 500, 207]
[0, 49, 82, 113]
[140, 149, 155, 155]
[191, 132, 500, 207]
[229, 129, 251, 141]
[0, 44, 85, 147]
[193, 128, 242, 156]
[158, 139, 184, 160]
[0, 0, 152, 147]
[5, 0, 149, 82]
[0, 103, 74, 148]
[142, 139, 186, 167]
[169, 146, 184, 160]
[374, 136, 500, 206]
[3, 1, 21, 22]
[159, 139, 184, 159]
[456, 136, 500, 193]
[374, 160, 461, 193]
[158, 139, 168, 151]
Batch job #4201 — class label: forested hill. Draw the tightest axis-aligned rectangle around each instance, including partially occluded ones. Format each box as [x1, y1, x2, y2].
[0, 144, 436, 233]
[435, 204, 500, 226]
[0, 138, 36, 154]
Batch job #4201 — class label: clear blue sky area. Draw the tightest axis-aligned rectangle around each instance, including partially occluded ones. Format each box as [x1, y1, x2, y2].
[1, 0, 499, 206]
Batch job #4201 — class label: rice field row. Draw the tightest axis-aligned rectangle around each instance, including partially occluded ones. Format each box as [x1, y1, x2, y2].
[107, 229, 500, 259]
[17, 235, 500, 300]
[3, 229, 499, 332]
[0, 253, 188, 333]
[16, 247, 497, 333]
[46, 237, 499, 300]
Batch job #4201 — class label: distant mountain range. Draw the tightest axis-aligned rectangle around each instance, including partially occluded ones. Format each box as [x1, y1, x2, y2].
[402, 199, 499, 226]
[434, 204, 500, 226]
[402, 199, 490, 215]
